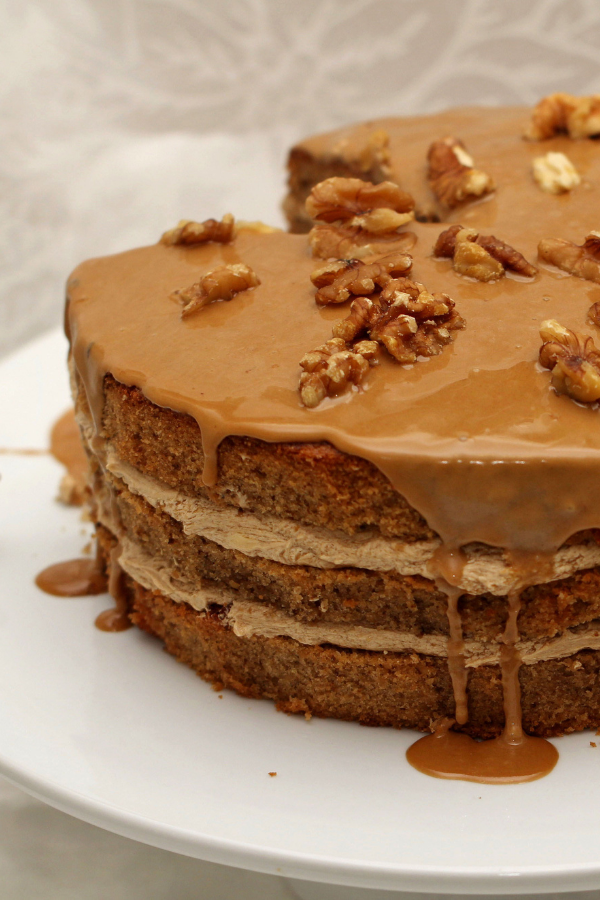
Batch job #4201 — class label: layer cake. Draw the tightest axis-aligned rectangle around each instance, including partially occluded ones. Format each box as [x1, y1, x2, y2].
[67, 95, 600, 746]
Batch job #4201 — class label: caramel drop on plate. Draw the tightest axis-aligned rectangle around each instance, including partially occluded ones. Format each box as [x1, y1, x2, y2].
[35, 558, 107, 597]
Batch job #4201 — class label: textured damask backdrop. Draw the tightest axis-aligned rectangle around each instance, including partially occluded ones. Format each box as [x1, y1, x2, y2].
[3, 0, 600, 356]
[2, 2, 600, 896]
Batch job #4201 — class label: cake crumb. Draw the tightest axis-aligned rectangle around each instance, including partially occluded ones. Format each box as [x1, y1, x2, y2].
[268, 772, 277, 777]
[591, 741, 597, 748]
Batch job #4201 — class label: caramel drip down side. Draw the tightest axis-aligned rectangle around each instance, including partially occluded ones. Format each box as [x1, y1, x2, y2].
[443, 587, 468, 726]
[95, 544, 131, 632]
[497, 549, 555, 751]
[501, 588, 524, 744]
[432, 544, 469, 726]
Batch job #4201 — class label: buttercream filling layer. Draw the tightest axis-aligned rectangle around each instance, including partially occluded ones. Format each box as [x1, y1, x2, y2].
[115, 534, 600, 668]
[106, 450, 600, 596]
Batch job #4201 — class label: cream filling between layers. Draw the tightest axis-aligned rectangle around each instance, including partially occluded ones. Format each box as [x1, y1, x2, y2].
[116, 535, 600, 669]
[106, 451, 600, 595]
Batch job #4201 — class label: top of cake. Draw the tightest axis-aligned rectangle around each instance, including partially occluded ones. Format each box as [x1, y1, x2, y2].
[67, 98, 600, 557]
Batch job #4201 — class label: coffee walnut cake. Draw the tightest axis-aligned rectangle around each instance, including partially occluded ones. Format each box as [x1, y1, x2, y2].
[66, 93, 600, 755]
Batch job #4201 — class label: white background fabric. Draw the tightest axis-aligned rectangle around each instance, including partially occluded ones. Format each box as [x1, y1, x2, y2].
[3, 1, 600, 897]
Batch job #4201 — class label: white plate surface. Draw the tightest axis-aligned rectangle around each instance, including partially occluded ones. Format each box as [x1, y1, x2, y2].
[2, 329, 600, 896]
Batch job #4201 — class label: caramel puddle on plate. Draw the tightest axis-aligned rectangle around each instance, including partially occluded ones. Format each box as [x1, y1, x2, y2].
[406, 719, 559, 785]
[35, 558, 107, 597]
[35, 553, 129, 632]
[408, 549, 559, 784]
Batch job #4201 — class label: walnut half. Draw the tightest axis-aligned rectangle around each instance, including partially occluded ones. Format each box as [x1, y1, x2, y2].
[539, 319, 600, 403]
[525, 93, 600, 140]
[161, 214, 235, 246]
[306, 177, 414, 229]
[538, 232, 600, 285]
[451, 229, 504, 282]
[299, 338, 379, 408]
[306, 177, 416, 260]
[434, 225, 537, 280]
[427, 137, 494, 209]
[588, 301, 600, 328]
[172, 263, 260, 318]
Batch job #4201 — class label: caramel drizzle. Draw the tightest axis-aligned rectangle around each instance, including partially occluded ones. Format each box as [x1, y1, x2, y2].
[432, 545, 469, 726]
[498, 550, 554, 745]
[407, 549, 559, 784]
[444, 586, 468, 727]
[36, 537, 131, 632]
[200, 430, 220, 487]
[38, 408, 130, 631]
[95, 543, 130, 632]
[50, 409, 87, 483]
[0, 447, 48, 456]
